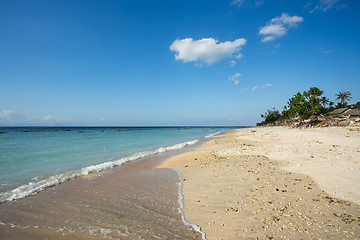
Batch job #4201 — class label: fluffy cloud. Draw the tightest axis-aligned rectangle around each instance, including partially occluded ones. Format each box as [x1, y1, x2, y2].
[229, 73, 242, 85]
[310, 0, 344, 13]
[259, 13, 303, 42]
[170, 37, 246, 66]
[260, 24, 286, 37]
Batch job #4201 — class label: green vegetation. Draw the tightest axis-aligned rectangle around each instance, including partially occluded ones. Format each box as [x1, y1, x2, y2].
[260, 108, 281, 125]
[281, 87, 327, 119]
[335, 91, 352, 108]
[258, 87, 357, 126]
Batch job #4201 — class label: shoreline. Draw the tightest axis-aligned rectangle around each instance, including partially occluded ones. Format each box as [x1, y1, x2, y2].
[0, 138, 208, 239]
[0, 135, 203, 203]
[158, 126, 360, 239]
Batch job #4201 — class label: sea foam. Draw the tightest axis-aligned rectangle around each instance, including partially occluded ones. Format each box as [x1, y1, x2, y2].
[173, 169, 207, 240]
[204, 131, 221, 138]
[0, 139, 199, 203]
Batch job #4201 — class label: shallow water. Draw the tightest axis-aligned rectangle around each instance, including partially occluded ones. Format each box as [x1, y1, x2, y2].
[0, 126, 243, 238]
[0, 152, 203, 239]
[0, 127, 234, 202]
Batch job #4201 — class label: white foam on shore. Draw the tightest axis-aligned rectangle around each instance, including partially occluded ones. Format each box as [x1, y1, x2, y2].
[172, 168, 207, 240]
[0, 139, 199, 203]
[204, 131, 221, 138]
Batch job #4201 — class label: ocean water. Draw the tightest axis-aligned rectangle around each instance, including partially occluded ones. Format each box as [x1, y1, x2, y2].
[0, 127, 237, 203]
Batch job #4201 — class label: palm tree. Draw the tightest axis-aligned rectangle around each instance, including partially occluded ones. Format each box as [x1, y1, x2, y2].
[320, 96, 329, 107]
[335, 91, 352, 107]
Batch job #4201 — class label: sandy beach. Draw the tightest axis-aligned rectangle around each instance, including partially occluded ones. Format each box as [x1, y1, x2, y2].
[159, 126, 360, 239]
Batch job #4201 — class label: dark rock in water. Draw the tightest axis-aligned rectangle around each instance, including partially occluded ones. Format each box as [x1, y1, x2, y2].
[78, 131, 85, 133]
[0, 131, 7, 134]
[117, 129, 152, 132]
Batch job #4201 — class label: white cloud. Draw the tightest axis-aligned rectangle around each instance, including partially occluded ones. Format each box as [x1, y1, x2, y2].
[254, 0, 264, 7]
[262, 83, 273, 88]
[305, 2, 313, 9]
[320, 47, 335, 54]
[230, 0, 245, 7]
[261, 36, 275, 43]
[230, 0, 264, 7]
[240, 83, 272, 92]
[229, 73, 242, 85]
[0, 109, 72, 125]
[170, 37, 246, 66]
[0, 109, 16, 119]
[273, 43, 281, 49]
[260, 24, 286, 37]
[0, 109, 25, 121]
[43, 114, 56, 121]
[229, 60, 237, 67]
[273, 14, 304, 27]
[235, 53, 243, 59]
[259, 13, 303, 42]
[310, 0, 344, 13]
[41, 115, 72, 124]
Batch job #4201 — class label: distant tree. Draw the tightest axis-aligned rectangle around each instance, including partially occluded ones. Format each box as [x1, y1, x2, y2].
[281, 87, 326, 119]
[260, 108, 281, 124]
[304, 87, 324, 101]
[320, 96, 330, 107]
[257, 87, 351, 126]
[335, 91, 352, 108]
[327, 101, 335, 112]
[352, 102, 360, 109]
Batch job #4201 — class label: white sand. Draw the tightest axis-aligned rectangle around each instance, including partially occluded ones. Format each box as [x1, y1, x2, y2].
[159, 126, 360, 239]
[219, 127, 360, 204]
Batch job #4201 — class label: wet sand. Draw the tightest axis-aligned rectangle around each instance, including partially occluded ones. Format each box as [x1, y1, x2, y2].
[0, 145, 204, 239]
[159, 127, 360, 239]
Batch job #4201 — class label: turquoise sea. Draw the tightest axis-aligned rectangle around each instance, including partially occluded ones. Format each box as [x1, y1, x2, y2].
[0, 127, 239, 203]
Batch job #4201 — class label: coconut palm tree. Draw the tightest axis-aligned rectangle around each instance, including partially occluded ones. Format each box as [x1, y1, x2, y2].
[320, 96, 330, 107]
[335, 91, 352, 107]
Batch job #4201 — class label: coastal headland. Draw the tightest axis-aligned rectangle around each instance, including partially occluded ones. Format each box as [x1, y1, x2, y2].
[159, 126, 360, 239]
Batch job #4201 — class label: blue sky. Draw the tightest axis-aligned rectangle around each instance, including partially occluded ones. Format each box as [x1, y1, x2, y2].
[0, 0, 359, 126]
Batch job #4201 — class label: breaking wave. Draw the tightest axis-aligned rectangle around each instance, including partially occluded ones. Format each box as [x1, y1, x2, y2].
[0, 139, 199, 203]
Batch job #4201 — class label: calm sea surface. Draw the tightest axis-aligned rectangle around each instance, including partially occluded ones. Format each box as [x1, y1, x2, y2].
[0, 127, 238, 202]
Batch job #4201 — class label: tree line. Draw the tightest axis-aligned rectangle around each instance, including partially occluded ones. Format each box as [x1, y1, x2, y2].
[258, 87, 358, 125]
